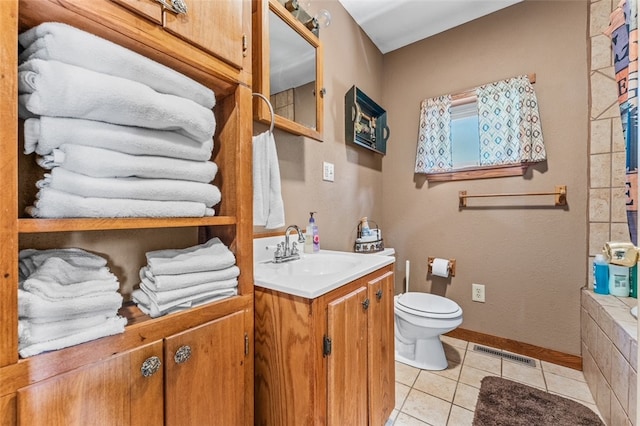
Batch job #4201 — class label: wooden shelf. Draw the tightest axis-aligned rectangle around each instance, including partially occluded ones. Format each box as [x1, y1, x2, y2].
[18, 216, 236, 233]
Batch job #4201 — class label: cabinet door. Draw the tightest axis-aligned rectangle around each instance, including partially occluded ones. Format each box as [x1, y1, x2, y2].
[164, 0, 244, 69]
[111, 0, 163, 24]
[164, 310, 246, 426]
[326, 286, 368, 426]
[368, 271, 395, 425]
[17, 341, 164, 426]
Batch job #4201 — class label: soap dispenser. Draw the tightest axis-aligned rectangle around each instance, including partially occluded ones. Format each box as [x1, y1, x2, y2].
[306, 212, 320, 253]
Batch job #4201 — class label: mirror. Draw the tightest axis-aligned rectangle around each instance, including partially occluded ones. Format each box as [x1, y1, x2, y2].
[253, 0, 324, 141]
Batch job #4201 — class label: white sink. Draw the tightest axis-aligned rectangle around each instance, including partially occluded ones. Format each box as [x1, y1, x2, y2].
[254, 236, 394, 298]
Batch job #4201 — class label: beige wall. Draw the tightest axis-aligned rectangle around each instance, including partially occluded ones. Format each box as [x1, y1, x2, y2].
[381, 1, 589, 355]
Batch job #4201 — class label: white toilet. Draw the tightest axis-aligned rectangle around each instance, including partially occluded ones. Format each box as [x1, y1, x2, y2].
[394, 292, 463, 371]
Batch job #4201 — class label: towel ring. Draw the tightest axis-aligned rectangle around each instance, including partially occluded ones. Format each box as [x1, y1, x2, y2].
[252, 93, 275, 134]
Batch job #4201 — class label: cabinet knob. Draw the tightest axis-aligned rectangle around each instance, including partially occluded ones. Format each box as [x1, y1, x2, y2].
[376, 289, 383, 300]
[154, 0, 188, 15]
[362, 298, 370, 310]
[141, 356, 162, 377]
[174, 345, 192, 364]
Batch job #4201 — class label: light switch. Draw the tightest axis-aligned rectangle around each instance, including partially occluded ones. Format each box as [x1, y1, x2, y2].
[323, 161, 335, 182]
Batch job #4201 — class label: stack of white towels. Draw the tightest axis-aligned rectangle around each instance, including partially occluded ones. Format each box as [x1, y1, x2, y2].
[18, 248, 126, 358]
[17, 22, 220, 218]
[132, 237, 239, 318]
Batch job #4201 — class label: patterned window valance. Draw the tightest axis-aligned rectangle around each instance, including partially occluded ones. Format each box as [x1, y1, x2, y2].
[414, 75, 545, 176]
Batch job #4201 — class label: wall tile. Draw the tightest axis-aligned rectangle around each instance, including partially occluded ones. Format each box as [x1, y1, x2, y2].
[611, 222, 631, 242]
[612, 152, 627, 186]
[612, 115, 626, 151]
[590, 222, 611, 255]
[591, 34, 613, 70]
[596, 326, 613, 382]
[590, 153, 612, 188]
[628, 369, 637, 426]
[610, 346, 630, 413]
[591, 72, 620, 119]
[590, 0, 614, 38]
[590, 188, 611, 222]
[611, 187, 629, 222]
[610, 392, 628, 426]
[591, 118, 612, 154]
[596, 368, 612, 425]
[612, 320, 632, 362]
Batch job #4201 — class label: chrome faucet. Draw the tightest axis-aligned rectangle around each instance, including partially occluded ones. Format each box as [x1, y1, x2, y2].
[274, 225, 306, 263]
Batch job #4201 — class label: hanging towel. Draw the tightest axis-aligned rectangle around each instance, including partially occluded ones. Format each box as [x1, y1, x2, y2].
[37, 144, 218, 183]
[19, 22, 216, 109]
[140, 265, 240, 291]
[252, 131, 285, 229]
[18, 288, 123, 320]
[140, 277, 238, 305]
[37, 168, 221, 208]
[132, 288, 237, 318]
[18, 59, 215, 142]
[18, 312, 114, 346]
[145, 237, 236, 275]
[19, 248, 108, 279]
[26, 188, 215, 218]
[24, 117, 213, 160]
[18, 315, 127, 358]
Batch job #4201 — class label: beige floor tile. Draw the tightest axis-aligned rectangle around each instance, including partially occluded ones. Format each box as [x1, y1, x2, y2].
[396, 382, 411, 410]
[462, 350, 501, 375]
[502, 360, 546, 390]
[402, 389, 452, 426]
[452, 382, 480, 412]
[396, 361, 420, 387]
[444, 343, 465, 365]
[441, 335, 469, 350]
[458, 364, 495, 389]
[432, 361, 463, 382]
[413, 370, 457, 402]
[541, 360, 586, 382]
[447, 405, 474, 426]
[545, 371, 597, 404]
[393, 412, 429, 426]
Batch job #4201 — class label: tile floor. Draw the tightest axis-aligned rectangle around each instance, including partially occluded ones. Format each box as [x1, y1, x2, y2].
[390, 335, 603, 425]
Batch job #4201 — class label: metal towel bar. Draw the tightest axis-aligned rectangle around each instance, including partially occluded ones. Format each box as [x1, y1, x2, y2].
[252, 92, 275, 134]
[458, 185, 567, 207]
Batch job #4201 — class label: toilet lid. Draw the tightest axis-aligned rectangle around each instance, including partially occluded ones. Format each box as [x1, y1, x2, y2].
[396, 292, 462, 316]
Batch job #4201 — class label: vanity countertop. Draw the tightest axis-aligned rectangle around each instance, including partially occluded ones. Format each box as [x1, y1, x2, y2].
[253, 236, 395, 298]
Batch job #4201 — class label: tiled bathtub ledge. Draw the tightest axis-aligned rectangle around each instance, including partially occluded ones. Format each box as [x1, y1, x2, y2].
[581, 289, 638, 425]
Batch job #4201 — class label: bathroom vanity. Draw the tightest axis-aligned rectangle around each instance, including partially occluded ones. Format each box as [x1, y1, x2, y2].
[254, 246, 395, 425]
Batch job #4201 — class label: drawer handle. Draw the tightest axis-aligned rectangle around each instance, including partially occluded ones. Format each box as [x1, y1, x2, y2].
[376, 289, 383, 300]
[155, 0, 188, 15]
[141, 356, 162, 377]
[362, 298, 370, 310]
[174, 345, 192, 364]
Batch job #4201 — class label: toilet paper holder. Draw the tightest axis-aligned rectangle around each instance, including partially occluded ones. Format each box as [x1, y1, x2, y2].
[427, 257, 456, 277]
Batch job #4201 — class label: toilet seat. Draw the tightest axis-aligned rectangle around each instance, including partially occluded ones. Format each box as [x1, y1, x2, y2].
[395, 292, 462, 319]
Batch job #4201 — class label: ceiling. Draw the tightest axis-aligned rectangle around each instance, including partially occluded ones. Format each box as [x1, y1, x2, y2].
[337, 0, 523, 54]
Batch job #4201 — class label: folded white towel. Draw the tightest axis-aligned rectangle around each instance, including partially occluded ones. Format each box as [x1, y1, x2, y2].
[253, 131, 285, 229]
[38, 168, 221, 208]
[18, 315, 127, 358]
[19, 248, 108, 279]
[19, 312, 113, 346]
[141, 265, 240, 291]
[18, 288, 123, 320]
[24, 117, 214, 160]
[21, 257, 118, 299]
[132, 288, 237, 318]
[19, 22, 216, 109]
[146, 237, 236, 275]
[37, 144, 218, 183]
[26, 188, 215, 219]
[140, 277, 238, 305]
[18, 59, 215, 142]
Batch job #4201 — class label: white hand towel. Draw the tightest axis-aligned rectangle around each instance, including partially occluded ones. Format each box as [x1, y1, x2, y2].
[19, 312, 113, 345]
[140, 265, 240, 291]
[21, 257, 118, 299]
[18, 288, 123, 320]
[18, 59, 215, 142]
[146, 237, 236, 275]
[38, 168, 221, 208]
[37, 144, 217, 183]
[19, 248, 108, 279]
[140, 277, 237, 305]
[26, 188, 215, 219]
[252, 131, 285, 229]
[19, 22, 216, 109]
[24, 117, 214, 160]
[18, 316, 127, 358]
[132, 288, 237, 318]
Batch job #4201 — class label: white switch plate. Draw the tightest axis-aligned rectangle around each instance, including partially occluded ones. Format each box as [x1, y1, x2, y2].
[323, 161, 335, 182]
[472, 283, 485, 302]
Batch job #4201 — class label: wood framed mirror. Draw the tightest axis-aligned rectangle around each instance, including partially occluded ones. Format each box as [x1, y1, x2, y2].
[252, 0, 324, 141]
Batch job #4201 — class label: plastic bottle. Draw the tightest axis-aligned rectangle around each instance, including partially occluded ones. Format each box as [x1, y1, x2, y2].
[304, 213, 314, 254]
[593, 254, 609, 295]
[360, 217, 371, 237]
[309, 212, 320, 253]
[608, 264, 630, 297]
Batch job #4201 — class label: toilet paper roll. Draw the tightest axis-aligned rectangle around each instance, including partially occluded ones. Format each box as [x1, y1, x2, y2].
[432, 258, 450, 278]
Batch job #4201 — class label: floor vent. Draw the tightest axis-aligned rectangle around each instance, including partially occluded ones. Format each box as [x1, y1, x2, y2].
[472, 345, 536, 367]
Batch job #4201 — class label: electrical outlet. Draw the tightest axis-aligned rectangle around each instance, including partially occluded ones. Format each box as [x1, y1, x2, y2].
[472, 283, 485, 302]
[323, 161, 335, 182]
